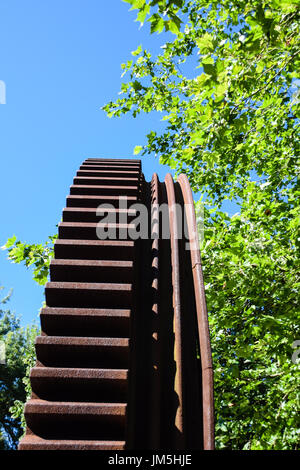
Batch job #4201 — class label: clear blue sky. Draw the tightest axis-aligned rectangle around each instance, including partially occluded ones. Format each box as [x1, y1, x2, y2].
[0, 1, 234, 327]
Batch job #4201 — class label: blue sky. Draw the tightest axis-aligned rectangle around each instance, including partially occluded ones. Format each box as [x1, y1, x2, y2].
[0, 0, 179, 326]
[0, 1, 235, 327]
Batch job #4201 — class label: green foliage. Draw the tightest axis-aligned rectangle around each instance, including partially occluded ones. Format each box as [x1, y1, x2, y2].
[0, 288, 39, 449]
[2, 234, 57, 286]
[109, 1, 299, 203]
[0, 234, 55, 447]
[123, 0, 183, 32]
[201, 193, 300, 449]
[104, 0, 300, 449]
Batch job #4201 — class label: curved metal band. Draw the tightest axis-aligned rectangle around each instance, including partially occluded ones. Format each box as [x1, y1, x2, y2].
[165, 173, 184, 445]
[177, 174, 214, 450]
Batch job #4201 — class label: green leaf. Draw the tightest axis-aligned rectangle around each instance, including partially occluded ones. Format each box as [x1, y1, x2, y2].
[196, 33, 214, 53]
[131, 45, 142, 56]
[215, 83, 227, 100]
[148, 14, 164, 34]
[167, 16, 182, 35]
[203, 62, 216, 78]
[190, 130, 204, 145]
[133, 145, 143, 155]
[136, 4, 150, 23]
[132, 80, 143, 91]
[129, 0, 146, 11]
[202, 56, 214, 65]
[2, 235, 17, 250]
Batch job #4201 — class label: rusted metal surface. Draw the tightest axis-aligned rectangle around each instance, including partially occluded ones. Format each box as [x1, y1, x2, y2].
[177, 174, 215, 450]
[19, 158, 138, 450]
[149, 173, 161, 448]
[19, 436, 126, 450]
[164, 173, 184, 448]
[18, 158, 214, 451]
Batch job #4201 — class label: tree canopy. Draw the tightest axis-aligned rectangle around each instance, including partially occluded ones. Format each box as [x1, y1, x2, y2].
[0, 288, 39, 449]
[104, 0, 299, 205]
